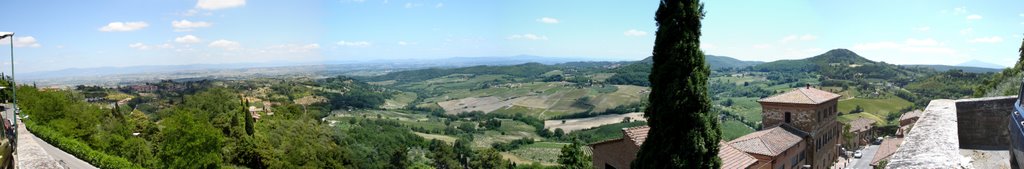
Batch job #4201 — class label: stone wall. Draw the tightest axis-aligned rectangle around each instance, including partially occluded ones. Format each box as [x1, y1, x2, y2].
[955, 96, 1017, 149]
[590, 139, 639, 169]
[887, 99, 961, 168]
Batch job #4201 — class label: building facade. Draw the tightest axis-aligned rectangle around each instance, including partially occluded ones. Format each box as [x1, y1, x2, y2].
[590, 126, 648, 169]
[758, 86, 841, 169]
[728, 124, 807, 169]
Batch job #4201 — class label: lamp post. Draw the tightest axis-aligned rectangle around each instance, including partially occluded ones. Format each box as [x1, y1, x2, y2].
[1, 32, 15, 154]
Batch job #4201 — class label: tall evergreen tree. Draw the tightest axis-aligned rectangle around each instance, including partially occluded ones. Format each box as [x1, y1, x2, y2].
[244, 100, 255, 136]
[633, 0, 720, 168]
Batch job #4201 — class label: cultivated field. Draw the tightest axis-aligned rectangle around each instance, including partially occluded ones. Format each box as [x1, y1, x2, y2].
[543, 112, 646, 133]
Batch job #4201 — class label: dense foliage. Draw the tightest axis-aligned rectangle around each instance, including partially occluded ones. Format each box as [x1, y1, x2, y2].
[634, 0, 720, 168]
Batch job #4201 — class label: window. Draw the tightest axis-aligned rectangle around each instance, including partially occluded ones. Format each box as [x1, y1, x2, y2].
[785, 112, 792, 123]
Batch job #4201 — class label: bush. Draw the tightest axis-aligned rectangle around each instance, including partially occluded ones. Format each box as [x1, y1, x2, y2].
[25, 122, 143, 169]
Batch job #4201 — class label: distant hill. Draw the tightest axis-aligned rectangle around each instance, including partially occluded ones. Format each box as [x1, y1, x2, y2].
[805, 48, 875, 65]
[903, 65, 1002, 73]
[633, 55, 761, 70]
[754, 49, 877, 71]
[21, 55, 595, 81]
[604, 55, 760, 86]
[706, 55, 764, 70]
[956, 60, 1006, 69]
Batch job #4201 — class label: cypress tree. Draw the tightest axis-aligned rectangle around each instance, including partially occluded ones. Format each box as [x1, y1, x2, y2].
[633, 0, 720, 168]
[244, 100, 255, 136]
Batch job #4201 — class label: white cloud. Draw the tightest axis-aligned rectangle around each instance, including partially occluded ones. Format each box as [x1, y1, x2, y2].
[507, 34, 549, 40]
[99, 21, 149, 32]
[968, 36, 1003, 43]
[537, 17, 559, 24]
[404, 3, 421, 8]
[914, 26, 931, 32]
[623, 29, 648, 37]
[779, 34, 817, 43]
[966, 14, 983, 20]
[953, 7, 967, 15]
[175, 35, 202, 43]
[905, 38, 939, 46]
[172, 20, 212, 31]
[209, 39, 241, 50]
[196, 0, 246, 10]
[129, 43, 150, 50]
[960, 27, 974, 35]
[0, 36, 41, 48]
[398, 41, 408, 45]
[337, 41, 372, 47]
[435, 3, 444, 8]
[156, 43, 174, 49]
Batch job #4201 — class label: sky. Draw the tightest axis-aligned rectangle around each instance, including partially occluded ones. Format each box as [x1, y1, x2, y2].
[0, 0, 1021, 74]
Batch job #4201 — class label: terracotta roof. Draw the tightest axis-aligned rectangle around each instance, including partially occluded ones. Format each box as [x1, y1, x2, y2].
[623, 126, 650, 146]
[719, 142, 758, 169]
[847, 118, 877, 133]
[758, 87, 841, 104]
[871, 137, 905, 166]
[728, 124, 808, 156]
[900, 110, 922, 122]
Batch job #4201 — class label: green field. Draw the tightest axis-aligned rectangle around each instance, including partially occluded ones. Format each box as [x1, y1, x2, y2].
[711, 75, 766, 86]
[837, 112, 885, 124]
[721, 119, 755, 141]
[837, 96, 911, 123]
[506, 142, 567, 166]
[568, 121, 648, 144]
[716, 97, 762, 122]
[382, 92, 417, 109]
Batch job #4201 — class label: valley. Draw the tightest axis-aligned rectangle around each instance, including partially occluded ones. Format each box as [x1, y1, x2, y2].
[8, 48, 1003, 168]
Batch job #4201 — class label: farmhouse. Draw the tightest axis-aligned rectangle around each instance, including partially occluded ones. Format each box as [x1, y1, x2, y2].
[589, 86, 842, 169]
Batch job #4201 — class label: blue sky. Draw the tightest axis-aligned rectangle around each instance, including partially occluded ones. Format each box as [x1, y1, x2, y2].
[0, 0, 1021, 73]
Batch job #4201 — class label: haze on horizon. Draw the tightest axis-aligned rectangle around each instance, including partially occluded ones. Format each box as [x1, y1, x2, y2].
[0, 0, 1022, 74]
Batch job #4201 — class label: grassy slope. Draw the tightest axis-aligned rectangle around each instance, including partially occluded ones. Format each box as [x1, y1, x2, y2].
[721, 119, 755, 141]
[837, 96, 911, 124]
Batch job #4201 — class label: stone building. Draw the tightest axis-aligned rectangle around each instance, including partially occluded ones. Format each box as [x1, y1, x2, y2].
[590, 124, 803, 169]
[727, 124, 808, 169]
[846, 117, 877, 147]
[758, 86, 841, 169]
[590, 126, 648, 169]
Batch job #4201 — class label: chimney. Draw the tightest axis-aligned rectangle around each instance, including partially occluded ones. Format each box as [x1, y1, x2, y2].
[806, 84, 811, 89]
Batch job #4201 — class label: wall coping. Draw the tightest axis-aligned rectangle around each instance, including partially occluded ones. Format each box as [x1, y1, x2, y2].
[886, 99, 963, 168]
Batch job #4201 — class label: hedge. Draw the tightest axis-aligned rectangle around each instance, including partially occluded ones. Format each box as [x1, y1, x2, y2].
[24, 122, 143, 169]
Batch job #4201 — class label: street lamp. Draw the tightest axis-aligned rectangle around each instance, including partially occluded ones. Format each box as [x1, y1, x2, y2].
[0, 32, 15, 153]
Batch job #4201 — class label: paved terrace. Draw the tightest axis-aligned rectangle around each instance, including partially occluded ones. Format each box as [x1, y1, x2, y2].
[4, 104, 97, 169]
[887, 96, 1017, 169]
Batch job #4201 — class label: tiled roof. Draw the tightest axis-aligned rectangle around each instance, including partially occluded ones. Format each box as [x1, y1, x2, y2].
[871, 137, 905, 166]
[848, 118, 877, 133]
[719, 142, 758, 169]
[728, 124, 808, 156]
[900, 110, 923, 122]
[623, 126, 650, 146]
[759, 87, 841, 104]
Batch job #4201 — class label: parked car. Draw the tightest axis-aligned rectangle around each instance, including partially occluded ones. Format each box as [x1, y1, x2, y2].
[1009, 80, 1024, 169]
[854, 150, 863, 158]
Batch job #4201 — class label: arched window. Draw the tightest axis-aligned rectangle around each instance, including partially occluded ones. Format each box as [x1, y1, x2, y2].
[785, 112, 792, 123]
